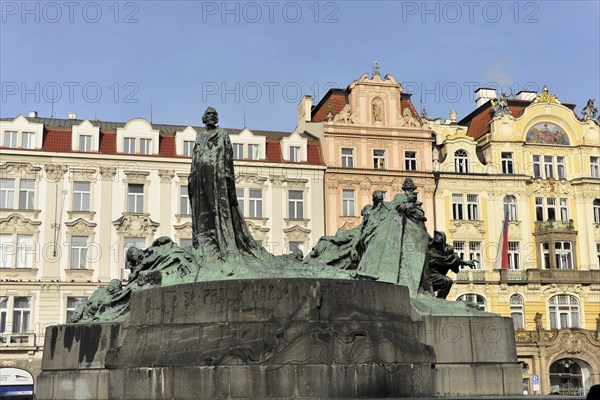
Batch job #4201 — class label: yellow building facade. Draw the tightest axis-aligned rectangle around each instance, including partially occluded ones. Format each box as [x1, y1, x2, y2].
[432, 87, 600, 395]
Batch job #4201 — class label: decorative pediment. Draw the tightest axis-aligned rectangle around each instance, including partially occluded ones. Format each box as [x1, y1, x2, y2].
[0, 162, 41, 179]
[283, 225, 311, 241]
[0, 214, 41, 233]
[236, 174, 268, 185]
[174, 221, 193, 238]
[448, 220, 485, 237]
[284, 178, 308, 189]
[123, 170, 150, 184]
[529, 179, 570, 195]
[44, 164, 68, 182]
[65, 218, 97, 235]
[113, 213, 159, 237]
[158, 170, 175, 183]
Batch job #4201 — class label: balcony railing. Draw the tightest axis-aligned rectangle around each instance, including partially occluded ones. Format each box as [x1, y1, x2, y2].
[0, 332, 36, 347]
[534, 219, 575, 233]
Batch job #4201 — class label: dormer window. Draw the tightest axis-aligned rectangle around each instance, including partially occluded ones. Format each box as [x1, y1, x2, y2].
[290, 146, 301, 162]
[3, 131, 17, 148]
[79, 135, 92, 152]
[233, 143, 244, 159]
[140, 138, 152, 155]
[183, 141, 194, 157]
[0, 115, 43, 150]
[22, 132, 35, 149]
[72, 120, 100, 152]
[116, 119, 159, 155]
[455, 150, 469, 173]
[124, 138, 136, 154]
[248, 144, 259, 160]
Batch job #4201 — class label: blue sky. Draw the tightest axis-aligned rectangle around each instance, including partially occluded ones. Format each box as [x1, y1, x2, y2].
[1, 0, 599, 131]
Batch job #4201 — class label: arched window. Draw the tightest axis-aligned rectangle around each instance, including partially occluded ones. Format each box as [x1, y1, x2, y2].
[504, 195, 517, 221]
[510, 294, 524, 330]
[549, 295, 580, 329]
[455, 150, 469, 173]
[593, 199, 600, 224]
[456, 294, 486, 311]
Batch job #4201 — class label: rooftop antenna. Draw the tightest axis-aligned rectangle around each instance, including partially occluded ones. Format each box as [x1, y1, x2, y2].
[51, 93, 56, 118]
[243, 107, 246, 128]
[150, 101, 153, 123]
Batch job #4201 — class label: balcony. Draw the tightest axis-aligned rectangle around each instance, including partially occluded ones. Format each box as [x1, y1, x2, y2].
[499, 268, 600, 284]
[534, 219, 574, 233]
[0, 332, 37, 350]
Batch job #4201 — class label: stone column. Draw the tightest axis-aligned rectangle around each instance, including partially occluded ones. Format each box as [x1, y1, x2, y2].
[158, 170, 175, 238]
[98, 167, 116, 281]
[269, 175, 284, 254]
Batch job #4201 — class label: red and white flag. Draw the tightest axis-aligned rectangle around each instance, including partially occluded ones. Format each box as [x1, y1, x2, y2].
[495, 209, 510, 269]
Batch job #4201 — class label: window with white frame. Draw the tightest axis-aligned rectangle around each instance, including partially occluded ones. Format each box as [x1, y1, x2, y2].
[236, 189, 245, 216]
[232, 143, 244, 160]
[455, 150, 469, 173]
[504, 195, 517, 221]
[16, 235, 33, 268]
[127, 184, 144, 213]
[341, 148, 354, 168]
[70, 236, 89, 269]
[180, 185, 190, 215]
[532, 155, 541, 178]
[66, 297, 87, 323]
[290, 146, 301, 162]
[453, 241, 465, 261]
[3, 131, 17, 148]
[559, 198, 568, 221]
[18, 179, 35, 210]
[452, 194, 464, 220]
[123, 237, 146, 269]
[72, 181, 91, 212]
[501, 152, 514, 174]
[549, 295, 579, 329]
[456, 294, 486, 311]
[556, 156, 565, 179]
[508, 242, 520, 270]
[288, 190, 303, 219]
[0, 235, 13, 268]
[535, 197, 568, 221]
[79, 135, 92, 152]
[288, 241, 304, 254]
[0, 179, 15, 209]
[123, 137, 136, 154]
[249, 189, 262, 218]
[0, 297, 6, 333]
[544, 155, 554, 178]
[248, 144, 259, 160]
[12, 297, 31, 333]
[469, 241, 482, 267]
[467, 194, 479, 220]
[140, 138, 152, 155]
[591, 156, 599, 178]
[593, 199, 600, 224]
[183, 141, 194, 157]
[22, 132, 35, 149]
[541, 243, 551, 269]
[373, 150, 386, 169]
[342, 189, 355, 217]
[510, 294, 524, 330]
[555, 242, 573, 269]
[405, 151, 417, 171]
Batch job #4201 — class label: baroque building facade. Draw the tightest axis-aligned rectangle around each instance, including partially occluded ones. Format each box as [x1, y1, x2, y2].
[431, 87, 600, 395]
[0, 113, 326, 383]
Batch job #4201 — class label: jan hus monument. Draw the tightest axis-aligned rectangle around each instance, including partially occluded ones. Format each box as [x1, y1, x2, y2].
[37, 108, 522, 399]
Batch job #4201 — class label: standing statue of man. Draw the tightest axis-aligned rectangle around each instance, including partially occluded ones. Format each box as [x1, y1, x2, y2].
[188, 107, 262, 260]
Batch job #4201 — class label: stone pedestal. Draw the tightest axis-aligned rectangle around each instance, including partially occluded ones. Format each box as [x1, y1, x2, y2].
[37, 279, 521, 399]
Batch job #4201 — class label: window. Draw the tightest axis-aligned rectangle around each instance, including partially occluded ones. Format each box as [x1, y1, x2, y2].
[510, 295, 524, 330]
[455, 150, 468, 173]
[501, 152, 514, 174]
[405, 151, 417, 171]
[373, 150, 386, 169]
[532, 155, 541, 178]
[0, 297, 6, 332]
[288, 241, 304, 254]
[124, 138, 136, 154]
[232, 143, 244, 159]
[124, 237, 146, 268]
[0, 235, 12, 268]
[556, 156, 565, 179]
[453, 241, 465, 261]
[127, 184, 144, 213]
[236, 189, 245, 216]
[504, 195, 517, 221]
[140, 138, 151, 155]
[541, 243, 551, 269]
[79, 135, 92, 152]
[249, 189, 262, 218]
[248, 144, 259, 160]
[535, 197, 567, 221]
[467, 194, 479, 220]
[12, 297, 30, 333]
[591, 156, 599, 178]
[18, 179, 34, 210]
[544, 156, 554, 178]
[16, 235, 33, 268]
[0, 179, 15, 209]
[4, 131, 17, 148]
[290, 146, 301, 162]
[22, 132, 35, 149]
[341, 148, 354, 168]
[180, 185, 190, 215]
[288, 190, 303, 219]
[593, 199, 600, 224]
[555, 242, 573, 269]
[469, 241, 482, 267]
[559, 198, 568, 221]
[456, 294, 486, 311]
[597, 243, 600, 268]
[66, 297, 87, 323]
[535, 197, 544, 221]
[342, 189, 355, 217]
[549, 295, 579, 329]
[508, 242, 520, 270]
[70, 236, 89, 269]
[183, 141, 194, 157]
[72, 181, 90, 211]
[452, 194, 464, 220]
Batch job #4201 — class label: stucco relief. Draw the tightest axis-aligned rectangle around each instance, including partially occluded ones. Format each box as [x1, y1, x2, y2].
[448, 220, 485, 236]
[44, 164, 68, 182]
[65, 218, 97, 235]
[0, 162, 41, 179]
[113, 213, 159, 237]
[123, 171, 150, 184]
[236, 175, 268, 185]
[0, 214, 41, 233]
[333, 104, 358, 124]
[397, 108, 421, 127]
[246, 220, 270, 242]
[283, 224, 310, 242]
[158, 169, 175, 183]
[174, 221, 193, 241]
[99, 167, 117, 181]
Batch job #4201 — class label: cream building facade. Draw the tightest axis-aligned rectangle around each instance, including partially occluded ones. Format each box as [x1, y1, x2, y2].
[0, 113, 326, 384]
[431, 87, 600, 395]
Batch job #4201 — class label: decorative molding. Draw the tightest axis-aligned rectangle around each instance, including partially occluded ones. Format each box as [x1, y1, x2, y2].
[44, 164, 68, 182]
[534, 85, 560, 104]
[158, 169, 175, 183]
[0, 214, 41, 233]
[283, 224, 311, 241]
[123, 171, 150, 184]
[236, 174, 268, 185]
[67, 211, 96, 222]
[448, 220, 485, 236]
[173, 221, 193, 239]
[0, 162, 41, 179]
[99, 167, 117, 181]
[112, 213, 159, 237]
[284, 218, 310, 229]
[269, 175, 284, 187]
[65, 218, 97, 235]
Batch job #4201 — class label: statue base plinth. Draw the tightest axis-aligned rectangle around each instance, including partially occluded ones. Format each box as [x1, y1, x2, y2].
[37, 279, 521, 399]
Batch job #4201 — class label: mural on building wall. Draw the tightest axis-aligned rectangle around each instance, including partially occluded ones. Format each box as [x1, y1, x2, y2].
[526, 122, 570, 145]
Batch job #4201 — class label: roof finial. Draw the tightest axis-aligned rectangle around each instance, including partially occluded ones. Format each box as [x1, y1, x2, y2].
[372, 61, 380, 77]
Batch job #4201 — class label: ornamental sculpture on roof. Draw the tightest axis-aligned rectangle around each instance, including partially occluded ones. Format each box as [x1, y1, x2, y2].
[534, 85, 560, 104]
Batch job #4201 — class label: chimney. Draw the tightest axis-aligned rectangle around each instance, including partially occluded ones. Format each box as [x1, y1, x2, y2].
[28, 111, 38, 118]
[516, 90, 537, 101]
[474, 88, 497, 107]
[297, 96, 313, 123]
[67, 112, 77, 120]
